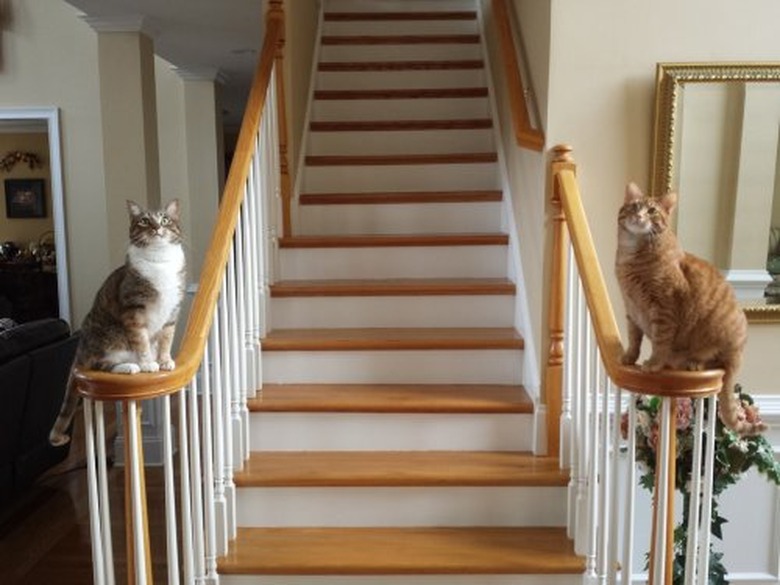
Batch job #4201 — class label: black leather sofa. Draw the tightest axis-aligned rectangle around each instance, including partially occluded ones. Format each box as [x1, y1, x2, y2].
[0, 318, 78, 503]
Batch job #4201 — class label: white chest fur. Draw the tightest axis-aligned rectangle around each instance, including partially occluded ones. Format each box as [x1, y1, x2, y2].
[127, 242, 185, 334]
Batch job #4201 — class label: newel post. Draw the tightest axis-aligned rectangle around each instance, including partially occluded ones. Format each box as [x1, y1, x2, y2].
[266, 0, 292, 237]
[547, 145, 575, 460]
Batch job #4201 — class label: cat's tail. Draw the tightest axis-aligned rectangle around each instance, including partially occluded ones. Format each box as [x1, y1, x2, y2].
[49, 371, 80, 446]
[718, 369, 767, 437]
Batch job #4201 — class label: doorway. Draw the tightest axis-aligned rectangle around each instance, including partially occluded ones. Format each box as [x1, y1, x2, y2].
[0, 108, 70, 324]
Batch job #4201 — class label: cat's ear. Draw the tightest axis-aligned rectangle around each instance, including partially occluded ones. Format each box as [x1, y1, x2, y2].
[164, 199, 180, 221]
[659, 191, 678, 214]
[625, 182, 644, 203]
[127, 200, 143, 218]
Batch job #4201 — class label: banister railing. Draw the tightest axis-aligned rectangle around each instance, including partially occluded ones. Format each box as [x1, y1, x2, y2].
[548, 144, 724, 584]
[491, 0, 545, 151]
[77, 2, 288, 583]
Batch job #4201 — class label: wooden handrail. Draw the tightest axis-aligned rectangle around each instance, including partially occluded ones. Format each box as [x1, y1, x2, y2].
[548, 145, 724, 400]
[74, 9, 284, 401]
[492, 0, 544, 151]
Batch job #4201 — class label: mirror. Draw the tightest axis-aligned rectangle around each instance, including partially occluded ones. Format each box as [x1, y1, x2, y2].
[0, 108, 70, 324]
[651, 62, 780, 323]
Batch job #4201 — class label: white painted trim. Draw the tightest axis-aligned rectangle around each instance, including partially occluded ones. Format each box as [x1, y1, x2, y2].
[80, 14, 158, 38]
[0, 107, 71, 324]
[724, 269, 773, 301]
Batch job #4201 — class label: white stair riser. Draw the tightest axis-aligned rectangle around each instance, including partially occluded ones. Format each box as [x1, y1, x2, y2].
[297, 201, 501, 235]
[326, 0, 478, 12]
[308, 128, 494, 156]
[279, 246, 507, 280]
[224, 576, 582, 585]
[262, 349, 523, 384]
[312, 98, 490, 121]
[250, 412, 532, 451]
[237, 486, 567, 527]
[320, 44, 482, 62]
[316, 69, 484, 91]
[302, 162, 499, 193]
[270, 295, 514, 328]
[322, 20, 478, 37]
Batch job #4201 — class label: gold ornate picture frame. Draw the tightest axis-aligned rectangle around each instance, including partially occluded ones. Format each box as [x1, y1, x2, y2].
[650, 62, 780, 323]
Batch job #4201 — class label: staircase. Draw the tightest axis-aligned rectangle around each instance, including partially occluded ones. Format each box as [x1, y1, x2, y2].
[218, 0, 584, 582]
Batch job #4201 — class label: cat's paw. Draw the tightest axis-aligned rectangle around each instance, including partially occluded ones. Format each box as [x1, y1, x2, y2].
[49, 430, 71, 447]
[112, 363, 142, 374]
[685, 360, 704, 371]
[159, 358, 175, 371]
[641, 358, 664, 372]
[139, 361, 160, 373]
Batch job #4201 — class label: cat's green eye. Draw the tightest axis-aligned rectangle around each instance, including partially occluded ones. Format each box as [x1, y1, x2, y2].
[160, 217, 170, 226]
[138, 218, 149, 226]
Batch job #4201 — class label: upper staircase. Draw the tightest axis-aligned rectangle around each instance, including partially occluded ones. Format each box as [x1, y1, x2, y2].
[218, 0, 584, 582]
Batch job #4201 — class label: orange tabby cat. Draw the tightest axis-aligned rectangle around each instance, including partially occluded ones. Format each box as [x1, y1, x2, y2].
[615, 182, 765, 436]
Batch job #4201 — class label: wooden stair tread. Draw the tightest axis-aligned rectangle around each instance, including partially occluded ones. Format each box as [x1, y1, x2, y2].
[278, 233, 508, 248]
[235, 451, 567, 487]
[314, 87, 489, 100]
[270, 277, 515, 297]
[250, 383, 533, 414]
[310, 119, 492, 131]
[299, 189, 502, 205]
[324, 11, 478, 21]
[321, 34, 480, 45]
[305, 152, 497, 166]
[319, 60, 483, 72]
[218, 526, 585, 575]
[262, 328, 524, 351]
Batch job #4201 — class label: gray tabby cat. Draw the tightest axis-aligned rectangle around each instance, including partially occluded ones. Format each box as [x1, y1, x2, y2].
[49, 199, 186, 446]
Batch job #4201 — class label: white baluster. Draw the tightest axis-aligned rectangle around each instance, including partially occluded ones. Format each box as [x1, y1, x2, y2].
[126, 400, 148, 585]
[621, 396, 637, 585]
[162, 395, 180, 585]
[608, 385, 622, 585]
[686, 397, 706, 583]
[210, 309, 229, 555]
[84, 399, 107, 585]
[227, 248, 245, 468]
[199, 345, 218, 583]
[187, 377, 206, 581]
[94, 401, 115, 585]
[179, 392, 195, 583]
[697, 396, 718, 585]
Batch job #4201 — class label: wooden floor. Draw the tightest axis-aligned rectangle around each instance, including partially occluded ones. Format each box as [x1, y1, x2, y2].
[0, 461, 168, 584]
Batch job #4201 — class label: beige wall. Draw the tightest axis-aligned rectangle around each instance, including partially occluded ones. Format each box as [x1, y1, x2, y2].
[538, 0, 780, 393]
[0, 132, 54, 244]
[0, 0, 109, 324]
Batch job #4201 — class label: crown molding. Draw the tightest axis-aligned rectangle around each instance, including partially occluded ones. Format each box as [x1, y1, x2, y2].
[80, 14, 158, 38]
[174, 66, 229, 85]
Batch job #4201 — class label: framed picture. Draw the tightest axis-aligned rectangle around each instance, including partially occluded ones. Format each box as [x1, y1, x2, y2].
[4, 179, 46, 218]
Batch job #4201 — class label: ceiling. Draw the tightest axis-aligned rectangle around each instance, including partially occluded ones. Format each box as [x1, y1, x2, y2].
[63, 0, 266, 129]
